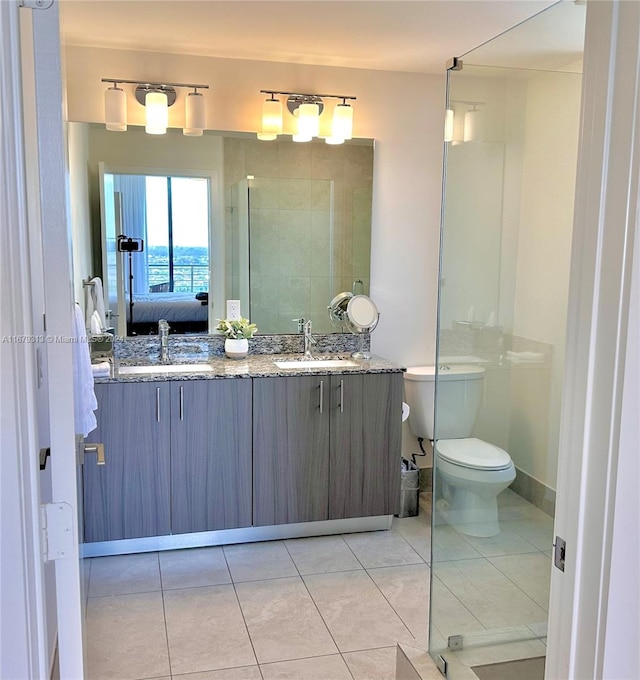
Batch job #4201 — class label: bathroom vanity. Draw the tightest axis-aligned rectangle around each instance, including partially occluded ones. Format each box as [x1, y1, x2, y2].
[83, 353, 403, 556]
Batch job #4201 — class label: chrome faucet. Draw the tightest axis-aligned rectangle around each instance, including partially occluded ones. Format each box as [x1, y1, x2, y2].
[303, 320, 316, 359]
[158, 319, 171, 364]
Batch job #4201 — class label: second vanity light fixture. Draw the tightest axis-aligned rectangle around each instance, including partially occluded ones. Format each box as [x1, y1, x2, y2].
[445, 100, 485, 144]
[257, 90, 357, 144]
[103, 78, 209, 136]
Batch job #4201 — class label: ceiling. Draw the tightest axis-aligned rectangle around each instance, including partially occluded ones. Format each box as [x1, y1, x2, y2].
[58, 0, 561, 75]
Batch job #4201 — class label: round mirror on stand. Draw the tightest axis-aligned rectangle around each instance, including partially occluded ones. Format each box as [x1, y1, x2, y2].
[345, 294, 379, 359]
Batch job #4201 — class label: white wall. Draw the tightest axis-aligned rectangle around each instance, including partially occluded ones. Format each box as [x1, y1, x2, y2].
[64, 46, 446, 368]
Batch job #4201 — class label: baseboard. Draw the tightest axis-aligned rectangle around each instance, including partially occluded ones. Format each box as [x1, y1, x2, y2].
[510, 467, 556, 517]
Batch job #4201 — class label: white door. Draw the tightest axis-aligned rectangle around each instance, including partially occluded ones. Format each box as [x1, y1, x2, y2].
[19, 3, 85, 677]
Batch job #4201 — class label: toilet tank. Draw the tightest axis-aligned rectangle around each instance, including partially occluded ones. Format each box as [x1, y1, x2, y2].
[403, 365, 485, 440]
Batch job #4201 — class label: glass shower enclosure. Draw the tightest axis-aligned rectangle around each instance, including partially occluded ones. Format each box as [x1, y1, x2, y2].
[430, 2, 585, 677]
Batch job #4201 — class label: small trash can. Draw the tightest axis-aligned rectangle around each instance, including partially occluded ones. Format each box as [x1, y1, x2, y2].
[398, 458, 420, 518]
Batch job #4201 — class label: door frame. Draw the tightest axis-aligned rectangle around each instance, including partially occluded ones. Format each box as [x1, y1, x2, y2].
[546, 1, 640, 678]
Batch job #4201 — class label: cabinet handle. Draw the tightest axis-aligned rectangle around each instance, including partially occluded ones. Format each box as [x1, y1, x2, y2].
[319, 380, 324, 414]
[156, 387, 160, 422]
[179, 386, 184, 421]
[340, 379, 344, 413]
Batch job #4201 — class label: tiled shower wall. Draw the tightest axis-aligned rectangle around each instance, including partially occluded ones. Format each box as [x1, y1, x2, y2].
[224, 138, 373, 334]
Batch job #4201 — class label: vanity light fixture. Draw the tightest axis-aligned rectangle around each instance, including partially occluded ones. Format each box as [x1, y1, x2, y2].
[447, 100, 485, 143]
[101, 79, 209, 135]
[444, 108, 454, 143]
[257, 90, 357, 144]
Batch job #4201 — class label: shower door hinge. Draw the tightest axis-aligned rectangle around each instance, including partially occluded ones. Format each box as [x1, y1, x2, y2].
[436, 654, 448, 676]
[446, 57, 463, 71]
[20, 0, 55, 9]
[40, 502, 74, 563]
[448, 635, 463, 651]
[554, 536, 566, 572]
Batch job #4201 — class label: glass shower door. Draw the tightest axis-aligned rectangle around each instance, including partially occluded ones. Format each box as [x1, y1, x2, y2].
[430, 3, 585, 677]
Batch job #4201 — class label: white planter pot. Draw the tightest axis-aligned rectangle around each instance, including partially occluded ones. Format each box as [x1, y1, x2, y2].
[225, 338, 249, 359]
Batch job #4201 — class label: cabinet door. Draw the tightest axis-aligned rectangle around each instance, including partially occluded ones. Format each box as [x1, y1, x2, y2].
[170, 379, 252, 533]
[329, 373, 403, 519]
[83, 382, 171, 542]
[253, 376, 330, 526]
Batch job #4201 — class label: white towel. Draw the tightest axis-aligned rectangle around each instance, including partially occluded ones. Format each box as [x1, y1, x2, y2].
[91, 361, 111, 378]
[90, 310, 102, 335]
[72, 303, 98, 436]
[85, 277, 107, 332]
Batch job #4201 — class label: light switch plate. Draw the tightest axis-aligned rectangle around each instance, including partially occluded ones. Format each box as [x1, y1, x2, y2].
[226, 300, 241, 320]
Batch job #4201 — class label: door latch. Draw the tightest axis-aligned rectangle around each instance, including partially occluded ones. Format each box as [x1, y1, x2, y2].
[554, 536, 566, 572]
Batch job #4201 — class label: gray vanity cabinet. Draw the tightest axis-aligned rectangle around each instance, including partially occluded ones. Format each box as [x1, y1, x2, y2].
[329, 373, 403, 519]
[170, 378, 252, 533]
[83, 381, 171, 542]
[253, 372, 403, 527]
[253, 376, 330, 526]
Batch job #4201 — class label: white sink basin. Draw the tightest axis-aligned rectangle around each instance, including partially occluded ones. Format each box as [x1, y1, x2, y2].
[118, 363, 214, 375]
[274, 359, 359, 369]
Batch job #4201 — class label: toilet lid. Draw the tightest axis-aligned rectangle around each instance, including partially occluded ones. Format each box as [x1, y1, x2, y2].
[436, 438, 512, 471]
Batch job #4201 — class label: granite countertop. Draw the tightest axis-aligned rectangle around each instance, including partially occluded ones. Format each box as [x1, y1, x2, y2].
[95, 353, 405, 383]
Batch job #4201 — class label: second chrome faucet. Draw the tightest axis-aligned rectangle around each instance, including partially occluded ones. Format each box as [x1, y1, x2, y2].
[303, 320, 316, 359]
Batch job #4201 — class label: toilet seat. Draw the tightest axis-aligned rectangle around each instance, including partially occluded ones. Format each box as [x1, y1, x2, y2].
[436, 438, 512, 471]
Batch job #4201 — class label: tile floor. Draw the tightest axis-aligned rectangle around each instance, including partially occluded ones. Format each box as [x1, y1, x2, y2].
[84, 489, 552, 680]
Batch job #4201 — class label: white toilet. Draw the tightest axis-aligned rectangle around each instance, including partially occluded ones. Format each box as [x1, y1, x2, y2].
[403, 365, 516, 537]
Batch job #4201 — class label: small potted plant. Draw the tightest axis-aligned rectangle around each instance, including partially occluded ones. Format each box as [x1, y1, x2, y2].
[215, 317, 258, 359]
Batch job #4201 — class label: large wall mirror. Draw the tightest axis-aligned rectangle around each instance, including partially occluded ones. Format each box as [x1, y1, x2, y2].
[77, 123, 374, 336]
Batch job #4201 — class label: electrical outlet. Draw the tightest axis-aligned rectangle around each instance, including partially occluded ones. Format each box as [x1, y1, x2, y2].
[226, 300, 241, 320]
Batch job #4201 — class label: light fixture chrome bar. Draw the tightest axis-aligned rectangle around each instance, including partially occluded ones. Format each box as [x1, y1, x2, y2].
[102, 78, 209, 90]
[260, 89, 356, 101]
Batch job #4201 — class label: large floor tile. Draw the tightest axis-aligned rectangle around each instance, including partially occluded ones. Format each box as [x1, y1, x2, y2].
[159, 547, 231, 590]
[224, 541, 298, 582]
[392, 515, 431, 563]
[436, 558, 548, 630]
[343, 531, 423, 568]
[284, 535, 362, 575]
[88, 553, 160, 597]
[303, 570, 417, 652]
[430, 575, 485, 640]
[164, 584, 256, 675]
[235, 576, 337, 664]
[488, 553, 552, 611]
[173, 667, 262, 680]
[343, 646, 398, 680]
[260, 654, 353, 679]
[431, 525, 481, 563]
[452, 638, 547, 667]
[502, 517, 554, 553]
[368, 564, 430, 645]
[85, 591, 169, 680]
[460, 528, 540, 558]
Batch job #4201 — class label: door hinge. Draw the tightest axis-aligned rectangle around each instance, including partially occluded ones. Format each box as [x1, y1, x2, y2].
[554, 535, 566, 572]
[446, 57, 463, 71]
[436, 654, 448, 676]
[20, 0, 54, 9]
[40, 502, 74, 563]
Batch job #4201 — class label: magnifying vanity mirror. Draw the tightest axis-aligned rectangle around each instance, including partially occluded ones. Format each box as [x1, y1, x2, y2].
[74, 123, 374, 336]
[328, 291, 379, 358]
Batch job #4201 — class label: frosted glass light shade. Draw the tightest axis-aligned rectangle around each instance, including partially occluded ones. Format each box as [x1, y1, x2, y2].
[298, 103, 320, 138]
[105, 85, 127, 131]
[145, 91, 168, 135]
[333, 103, 353, 140]
[444, 108, 454, 142]
[325, 135, 344, 145]
[184, 91, 205, 136]
[262, 97, 282, 135]
[464, 108, 484, 142]
[257, 132, 277, 141]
